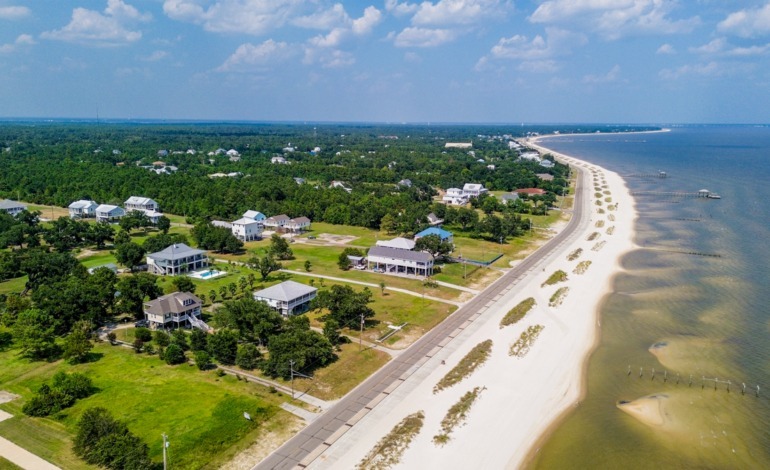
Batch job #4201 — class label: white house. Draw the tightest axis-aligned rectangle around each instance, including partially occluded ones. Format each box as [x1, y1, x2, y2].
[95, 204, 126, 223]
[442, 188, 468, 205]
[367, 246, 434, 277]
[68, 200, 99, 219]
[124, 196, 160, 213]
[144, 292, 205, 330]
[231, 217, 263, 241]
[253, 281, 317, 316]
[375, 237, 416, 250]
[539, 160, 555, 168]
[226, 149, 240, 158]
[426, 213, 444, 226]
[519, 151, 541, 162]
[445, 142, 473, 149]
[264, 214, 290, 230]
[330, 180, 352, 193]
[242, 210, 266, 222]
[462, 183, 488, 198]
[501, 193, 520, 205]
[0, 199, 26, 217]
[285, 216, 311, 233]
[146, 243, 208, 276]
[271, 156, 288, 164]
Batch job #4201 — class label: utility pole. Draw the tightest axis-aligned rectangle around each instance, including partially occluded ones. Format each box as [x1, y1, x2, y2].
[359, 313, 365, 352]
[162, 433, 168, 470]
[290, 360, 295, 398]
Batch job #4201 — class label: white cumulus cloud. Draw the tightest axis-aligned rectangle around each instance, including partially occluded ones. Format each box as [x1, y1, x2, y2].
[717, 3, 770, 38]
[163, 0, 301, 36]
[217, 40, 294, 72]
[41, 1, 150, 46]
[583, 64, 621, 83]
[411, 0, 509, 26]
[0, 5, 30, 20]
[659, 61, 722, 80]
[488, 28, 587, 60]
[656, 43, 675, 54]
[393, 27, 456, 47]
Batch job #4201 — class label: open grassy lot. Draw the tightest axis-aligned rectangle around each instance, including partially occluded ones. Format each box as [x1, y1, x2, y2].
[78, 250, 118, 268]
[0, 342, 299, 470]
[0, 456, 23, 470]
[296, 222, 383, 247]
[0, 276, 26, 296]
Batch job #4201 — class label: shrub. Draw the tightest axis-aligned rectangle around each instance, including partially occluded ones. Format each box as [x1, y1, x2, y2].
[134, 327, 152, 342]
[22, 372, 94, 417]
[133, 339, 144, 353]
[153, 330, 170, 347]
[500, 298, 536, 328]
[164, 343, 186, 365]
[194, 350, 210, 370]
[235, 343, 262, 370]
[106, 332, 116, 345]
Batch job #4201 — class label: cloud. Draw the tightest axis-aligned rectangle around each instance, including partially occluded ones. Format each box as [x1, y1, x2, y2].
[292, 4, 348, 30]
[163, 0, 300, 36]
[141, 50, 169, 62]
[303, 47, 355, 68]
[0, 5, 30, 20]
[302, 5, 382, 66]
[583, 64, 621, 83]
[656, 43, 675, 54]
[393, 27, 456, 47]
[530, 0, 699, 40]
[487, 28, 587, 60]
[385, 0, 419, 17]
[659, 61, 722, 80]
[690, 38, 726, 54]
[519, 59, 560, 73]
[217, 39, 294, 71]
[41, 1, 150, 46]
[717, 3, 770, 38]
[690, 37, 770, 57]
[411, 0, 509, 27]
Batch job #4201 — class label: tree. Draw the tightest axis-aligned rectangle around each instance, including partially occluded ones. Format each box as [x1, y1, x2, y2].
[194, 350, 210, 370]
[236, 343, 262, 370]
[86, 222, 114, 249]
[171, 329, 189, 351]
[153, 330, 170, 347]
[208, 329, 238, 365]
[74, 407, 154, 470]
[380, 213, 398, 234]
[261, 324, 335, 380]
[215, 297, 283, 345]
[134, 327, 152, 342]
[304, 260, 312, 272]
[209, 289, 217, 304]
[106, 332, 116, 345]
[114, 229, 131, 246]
[116, 273, 162, 319]
[414, 234, 453, 259]
[191, 222, 243, 253]
[133, 338, 144, 353]
[379, 281, 386, 296]
[456, 207, 479, 230]
[156, 215, 171, 234]
[115, 242, 145, 271]
[247, 273, 256, 289]
[172, 275, 196, 293]
[62, 320, 93, 364]
[13, 308, 57, 360]
[269, 233, 293, 260]
[20, 249, 82, 292]
[227, 282, 237, 298]
[238, 276, 248, 294]
[252, 254, 281, 281]
[312, 285, 375, 330]
[164, 343, 186, 365]
[322, 318, 341, 346]
[337, 247, 363, 271]
[219, 285, 228, 300]
[190, 328, 208, 352]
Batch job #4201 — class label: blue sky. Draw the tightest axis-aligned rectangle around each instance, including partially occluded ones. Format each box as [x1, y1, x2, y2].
[1, 1, 770, 124]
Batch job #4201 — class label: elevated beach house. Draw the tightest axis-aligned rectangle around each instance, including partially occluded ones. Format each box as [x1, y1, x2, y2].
[462, 183, 488, 198]
[231, 217, 263, 241]
[146, 243, 208, 275]
[285, 216, 311, 233]
[442, 188, 468, 205]
[0, 199, 27, 217]
[144, 292, 204, 330]
[264, 214, 291, 230]
[367, 245, 434, 277]
[376, 237, 416, 250]
[242, 210, 267, 222]
[253, 280, 317, 316]
[124, 196, 160, 212]
[95, 204, 126, 223]
[68, 200, 99, 219]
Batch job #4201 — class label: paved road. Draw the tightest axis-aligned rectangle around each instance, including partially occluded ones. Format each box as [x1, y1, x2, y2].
[255, 165, 590, 470]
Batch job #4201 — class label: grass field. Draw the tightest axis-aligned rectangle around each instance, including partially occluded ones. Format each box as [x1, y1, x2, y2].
[0, 456, 23, 469]
[0, 276, 26, 296]
[0, 343, 299, 470]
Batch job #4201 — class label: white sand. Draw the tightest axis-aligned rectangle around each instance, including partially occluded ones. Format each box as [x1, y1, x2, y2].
[309, 142, 638, 469]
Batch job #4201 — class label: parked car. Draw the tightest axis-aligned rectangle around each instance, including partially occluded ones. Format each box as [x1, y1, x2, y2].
[134, 320, 148, 328]
[307, 235, 316, 239]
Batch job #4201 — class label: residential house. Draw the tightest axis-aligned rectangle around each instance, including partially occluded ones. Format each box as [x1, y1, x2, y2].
[539, 160, 555, 168]
[519, 152, 541, 162]
[68, 200, 99, 219]
[367, 246, 434, 277]
[375, 237, 416, 250]
[242, 210, 266, 222]
[124, 196, 160, 213]
[253, 281, 317, 316]
[146, 243, 208, 276]
[293, 177, 306, 185]
[442, 188, 468, 205]
[285, 216, 311, 233]
[231, 217, 263, 241]
[264, 214, 290, 230]
[0, 199, 26, 217]
[536, 173, 554, 181]
[462, 183, 488, 198]
[88, 263, 118, 275]
[415, 227, 454, 245]
[426, 212, 444, 226]
[444, 142, 473, 149]
[95, 204, 126, 223]
[271, 156, 288, 164]
[398, 179, 412, 188]
[211, 220, 233, 229]
[514, 188, 547, 196]
[501, 193, 520, 205]
[144, 292, 204, 330]
[330, 180, 352, 193]
[226, 149, 240, 158]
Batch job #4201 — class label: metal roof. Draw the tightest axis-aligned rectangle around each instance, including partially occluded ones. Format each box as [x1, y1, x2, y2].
[368, 245, 434, 262]
[254, 281, 317, 302]
[147, 243, 205, 261]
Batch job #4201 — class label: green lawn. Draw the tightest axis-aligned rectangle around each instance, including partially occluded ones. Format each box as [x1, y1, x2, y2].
[0, 456, 23, 470]
[0, 276, 26, 296]
[78, 251, 118, 268]
[0, 343, 298, 470]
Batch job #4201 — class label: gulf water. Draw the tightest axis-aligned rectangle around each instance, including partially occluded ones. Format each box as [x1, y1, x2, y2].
[531, 126, 770, 469]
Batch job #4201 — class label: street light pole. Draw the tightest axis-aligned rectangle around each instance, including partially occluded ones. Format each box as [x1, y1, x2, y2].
[359, 313, 364, 352]
[162, 433, 168, 470]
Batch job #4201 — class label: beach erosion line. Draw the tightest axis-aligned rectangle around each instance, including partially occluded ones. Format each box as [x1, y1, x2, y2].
[308, 140, 639, 470]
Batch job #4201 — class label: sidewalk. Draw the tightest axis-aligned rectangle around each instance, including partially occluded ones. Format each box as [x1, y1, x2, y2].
[0, 412, 60, 470]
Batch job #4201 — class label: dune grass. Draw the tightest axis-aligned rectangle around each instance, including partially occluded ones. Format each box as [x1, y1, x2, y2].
[357, 411, 425, 470]
[433, 340, 493, 394]
[509, 325, 545, 358]
[500, 298, 536, 329]
[549, 287, 569, 307]
[432, 387, 484, 446]
[541, 270, 568, 287]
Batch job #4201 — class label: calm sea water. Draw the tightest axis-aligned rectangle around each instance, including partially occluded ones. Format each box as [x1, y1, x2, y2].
[531, 126, 770, 469]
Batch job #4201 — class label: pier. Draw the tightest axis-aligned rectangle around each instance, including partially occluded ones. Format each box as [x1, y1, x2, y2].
[630, 189, 721, 199]
[626, 365, 760, 396]
[625, 171, 668, 178]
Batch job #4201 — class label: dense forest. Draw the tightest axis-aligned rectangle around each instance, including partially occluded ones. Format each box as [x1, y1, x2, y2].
[0, 122, 654, 227]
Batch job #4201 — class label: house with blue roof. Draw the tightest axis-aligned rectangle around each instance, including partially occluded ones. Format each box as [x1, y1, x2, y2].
[415, 227, 454, 245]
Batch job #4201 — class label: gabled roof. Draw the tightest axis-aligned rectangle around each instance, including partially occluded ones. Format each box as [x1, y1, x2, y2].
[502, 192, 520, 200]
[68, 200, 98, 209]
[463, 183, 485, 191]
[415, 227, 453, 240]
[147, 243, 205, 261]
[288, 216, 310, 224]
[232, 217, 262, 226]
[242, 210, 266, 221]
[124, 196, 158, 206]
[254, 281, 317, 302]
[427, 212, 443, 224]
[265, 214, 290, 223]
[211, 220, 233, 228]
[376, 237, 416, 250]
[144, 292, 201, 316]
[0, 199, 25, 210]
[368, 245, 434, 262]
[95, 204, 124, 214]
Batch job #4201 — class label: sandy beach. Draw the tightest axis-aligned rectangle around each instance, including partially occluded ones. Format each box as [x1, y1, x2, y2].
[307, 140, 638, 469]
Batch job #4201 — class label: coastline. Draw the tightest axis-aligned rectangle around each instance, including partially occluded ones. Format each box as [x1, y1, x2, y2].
[308, 141, 639, 469]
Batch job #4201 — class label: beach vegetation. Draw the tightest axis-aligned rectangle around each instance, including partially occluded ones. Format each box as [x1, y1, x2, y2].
[509, 325, 545, 358]
[500, 298, 536, 328]
[592, 241, 606, 252]
[597, 208, 605, 214]
[608, 214, 615, 221]
[567, 248, 583, 261]
[595, 220, 605, 228]
[433, 387, 484, 446]
[587, 232, 600, 241]
[549, 287, 569, 307]
[595, 200, 603, 206]
[573, 261, 592, 275]
[542, 270, 568, 287]
[606, 226, 615, 235]
[357, 411, 425, 470]
[605, 197, 612, 203]
[433, 339, 493, 393]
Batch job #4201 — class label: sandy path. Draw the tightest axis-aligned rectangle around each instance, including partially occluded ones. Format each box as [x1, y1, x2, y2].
[308, 144, 637, 469]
